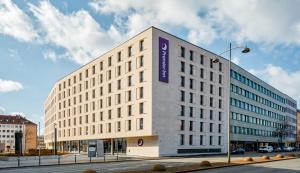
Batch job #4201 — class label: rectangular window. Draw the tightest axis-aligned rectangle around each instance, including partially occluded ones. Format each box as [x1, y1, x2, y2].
[218, 136, 222, 145]
[128, 46, 132, 57]
[127, 120, 131, 131]
[200, 68, 204, 78]
[180, 76, 185, 87]
[117, 107, 121, 118]
[180, 105, 185, 116]
[189, 92, 193, 103]
[210, 84, 213, 94]
[139, 102, 144, 114]
[128, 75, 132, 86]
[200, 135, 203, 145]
[210, 123, 213, 132]
[210, 71, 213, 81]
[139, 87, 144, 98]
[139, 71, 144, 82]
[219, 87, 222, 96]
[180, 134, 184, 145]
[117, 79, 121, 90]
[189, 64, 193, 75]
[139, 118, 144, 130]
[210, 59, 213, 68]
[117, 51, 121, 62]
[219, 74, 222, 84]
[210, 110, 213, 120]
[189, 50, 193, 61]
[180, 90, 185, 102]
[108, 56, 112, 67]
[210, 97, 213, 107]
[200, 54, 204, 65]
[189, 121, 193, 131]
[181, 61, 185, 72]
[200, 122, 203, 132]
[200, 82, 204, 92]
[139, 56, 144, 67]
[180, 120, 185, 130]
[218, 124, 222, 133]
[128, 105, 132, 116]
[189, 135, 193, 145]
[200, 108, 204, 119]
[181, 46, 185, 58]
[139, 39, 144, 51]
[219, 99, 222, 109]
[209, 136, 213, 145]
[200, 95, 204, 105]
[190, 78, 193, 89]
[219, 63, 222, 72]
[189, 107, 193, 117]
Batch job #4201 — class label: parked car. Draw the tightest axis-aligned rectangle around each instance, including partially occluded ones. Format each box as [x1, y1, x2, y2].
[284, 146, 295, 152]
[258, 146, 273, 153]
[231, 148, 245, 154]
[274, 147, 282, 152]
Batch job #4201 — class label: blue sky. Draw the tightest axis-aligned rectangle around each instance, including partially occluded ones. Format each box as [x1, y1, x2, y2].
[1, 0, 300, 133]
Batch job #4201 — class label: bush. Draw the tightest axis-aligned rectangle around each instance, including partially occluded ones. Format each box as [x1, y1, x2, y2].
[152, 164, 166, 171]
[199, 160, 212, 167]
[82, 169, 97, 173]
[275, 154, 284, 158]
[262, 156, 270, 160]
[286, 153, 296, 157]
[243, 157, 254, 161]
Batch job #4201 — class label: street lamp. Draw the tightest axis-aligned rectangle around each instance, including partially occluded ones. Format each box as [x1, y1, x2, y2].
[54, 123, 57, 155]
[215, 42, 250, 164]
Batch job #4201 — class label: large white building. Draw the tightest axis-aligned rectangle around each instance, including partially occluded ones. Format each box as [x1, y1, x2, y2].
[44, 27, 229, 157]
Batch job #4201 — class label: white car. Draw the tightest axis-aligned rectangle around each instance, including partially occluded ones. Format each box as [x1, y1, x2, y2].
[258, 146, 273, 153]
[284, 146, 295, 152]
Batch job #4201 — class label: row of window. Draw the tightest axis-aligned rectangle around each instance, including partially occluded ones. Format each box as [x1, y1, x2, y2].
[231, 125, 278, 138]
[180, 61, 223, 83]
[180, 46, 223, 72]
[180, 91, 223, 108]
[231, 112, 283, 129]
[58, 39, 145, 91]
[58, 118, 144, 137]
[230, 98, 285, 121]
[59, 86, 144, 110]
[179, 134, 222, 146]
[179, 106, 223, 121]
[58, 70, 145, 101]
[58, 102, 145, 125]
[180, 76, 223, 93]
[231, 84, 285, 112]
[231, 70, 296, 108]
[179, 120, 223, 133]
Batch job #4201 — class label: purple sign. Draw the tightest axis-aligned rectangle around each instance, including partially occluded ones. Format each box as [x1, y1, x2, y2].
[159, 37, 169, 83]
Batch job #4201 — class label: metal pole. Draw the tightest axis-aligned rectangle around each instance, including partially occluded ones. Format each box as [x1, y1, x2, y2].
[54, 124, 57, 155]
[38, 122, 41, 165]
[227, 42, 232, 164]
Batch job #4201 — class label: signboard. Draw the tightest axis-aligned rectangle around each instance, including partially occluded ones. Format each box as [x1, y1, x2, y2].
[96, 140, 104, 157]
[88, 140, 97, 157]
[159, 37, 169, 83]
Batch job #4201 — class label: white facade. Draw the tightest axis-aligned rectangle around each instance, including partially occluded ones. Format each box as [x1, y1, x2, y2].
[0, 123, 24, 152]
[44, 27, 230, 157]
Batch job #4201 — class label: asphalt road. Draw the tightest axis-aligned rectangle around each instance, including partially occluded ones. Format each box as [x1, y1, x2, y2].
[195, 158, 300, 173]
[0, 152, 299, 173]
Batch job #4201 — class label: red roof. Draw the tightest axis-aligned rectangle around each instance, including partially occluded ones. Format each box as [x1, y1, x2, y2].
[0, 115, 36, 125]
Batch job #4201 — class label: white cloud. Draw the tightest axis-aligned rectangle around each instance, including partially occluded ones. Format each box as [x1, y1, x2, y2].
[0, 106, 5, 114]
[0, 78, 23, 92]
[90, 0, 300, 46]
[43, 50, 65, 62]
[29, 1, 125, 65]
[249, 64, 300, 105]
[0, 0, 37, 42]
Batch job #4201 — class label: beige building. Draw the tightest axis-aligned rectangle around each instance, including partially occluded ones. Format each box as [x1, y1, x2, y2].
[44, 26, 230, 157]
[0, 114, 37, 153]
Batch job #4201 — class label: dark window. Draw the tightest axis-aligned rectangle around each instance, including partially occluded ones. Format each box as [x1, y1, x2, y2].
[190, 50, 193, 61]
[181, 46, 185, 58]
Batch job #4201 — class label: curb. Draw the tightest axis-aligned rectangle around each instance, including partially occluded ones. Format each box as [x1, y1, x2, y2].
[175, 157, 297, 173]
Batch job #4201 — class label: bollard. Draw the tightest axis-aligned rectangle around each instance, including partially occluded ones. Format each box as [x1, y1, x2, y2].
[58, 155, 60, 165]
[104, 154, 106, 162]
[17, 157, 20, 167]
[89, 156, 91, 163]
[75, 154, 77, 163]
[38, 155, 41, 165]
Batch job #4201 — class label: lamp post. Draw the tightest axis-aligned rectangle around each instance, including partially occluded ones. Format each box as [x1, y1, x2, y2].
[54, 123, 57, 155]
[214, 42, 250, 164]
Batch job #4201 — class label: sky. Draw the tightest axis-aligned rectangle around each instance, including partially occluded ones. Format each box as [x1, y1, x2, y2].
[1, 0, 300, 134]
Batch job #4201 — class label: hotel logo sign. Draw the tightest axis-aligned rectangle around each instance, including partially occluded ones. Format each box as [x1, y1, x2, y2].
[159, 37, 169, 83]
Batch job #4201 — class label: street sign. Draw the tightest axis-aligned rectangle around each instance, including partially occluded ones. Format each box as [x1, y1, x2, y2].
[88, 140, 97, 157]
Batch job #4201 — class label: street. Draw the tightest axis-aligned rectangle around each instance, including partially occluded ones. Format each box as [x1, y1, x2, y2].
[195, 158, 300, 173]
[0, 153, 299, 173]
